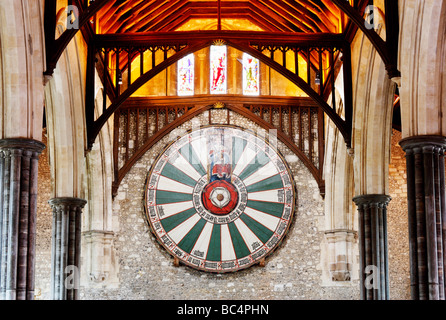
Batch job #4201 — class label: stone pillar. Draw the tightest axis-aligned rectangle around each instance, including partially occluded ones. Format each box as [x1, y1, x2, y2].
[48, 197, 87, 300]
[353, 194, 391, 300]
[0, 138, 45, 300]
[400, 136, 446, 300]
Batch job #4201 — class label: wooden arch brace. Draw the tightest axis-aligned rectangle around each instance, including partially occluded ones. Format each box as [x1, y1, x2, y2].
[112, 102, 326, 197]
[88, 31, 352, 150]
[331, 0, 400, 79]
[44, 0, 110, 76]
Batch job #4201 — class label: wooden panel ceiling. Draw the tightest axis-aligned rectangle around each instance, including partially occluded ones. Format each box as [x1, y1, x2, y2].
[95, 0, 346, 34]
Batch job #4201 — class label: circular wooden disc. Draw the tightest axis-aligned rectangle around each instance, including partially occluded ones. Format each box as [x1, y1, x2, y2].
[145, 125, 295, 273]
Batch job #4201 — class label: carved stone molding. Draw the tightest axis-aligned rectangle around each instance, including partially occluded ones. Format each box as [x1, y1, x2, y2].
[82, 230, 118, 287]
[324, 229, 357, 282]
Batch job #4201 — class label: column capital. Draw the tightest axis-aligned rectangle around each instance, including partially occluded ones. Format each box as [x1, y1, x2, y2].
[0, 138, 45, 154]
[353, 194, 392, 207]
[48, 197, 87, 210]
[399, 135, 446, 151]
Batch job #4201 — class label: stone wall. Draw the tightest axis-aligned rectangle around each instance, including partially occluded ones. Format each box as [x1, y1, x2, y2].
[80, 110, 360, 300]
[387, 129, 411, 299]
[34, 130, 53, 300]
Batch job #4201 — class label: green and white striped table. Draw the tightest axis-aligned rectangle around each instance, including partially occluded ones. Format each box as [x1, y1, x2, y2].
[145, 125, 295, 273]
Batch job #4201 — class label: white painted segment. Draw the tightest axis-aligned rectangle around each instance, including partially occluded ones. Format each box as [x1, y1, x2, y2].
[191, 137, 209, 170]
[233, 146, 258, 176]
[169, 153, 202, 181]
[168, 214, 201, 244]
[220, 224, 237, 261]
[247, 189, 281, 203]
[242, 161, 278, 186]
[157, 175, 194, 194]
[157, 201, 194, 219]
[191, 222, 214, 259]
[244, 207, 281, 232]
[234, 219, 263, 252]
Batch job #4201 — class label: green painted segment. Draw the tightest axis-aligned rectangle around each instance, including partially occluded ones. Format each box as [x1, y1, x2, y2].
[155, 190, 193, 205]
[206, 224, 221, 262]
[232, 137, 247, 170]
[238, 151, 270, 181]
[246, 174, 283, 193]
[161, 208, 197, 233]
[227, 222, 251, 259]
[240, 214, 274, 244]
[161, 161, 197, 187]
[246, 199, 284, 218]
[179, 144, 207, 177]
[178, 218, 207, 254]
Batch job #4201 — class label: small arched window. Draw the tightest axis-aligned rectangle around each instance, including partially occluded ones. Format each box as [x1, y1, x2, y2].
[177, 46, 260, 96]
[177, 53, 195, 96]
[210, 45, 228, 94]
[242, 53, 260, 96]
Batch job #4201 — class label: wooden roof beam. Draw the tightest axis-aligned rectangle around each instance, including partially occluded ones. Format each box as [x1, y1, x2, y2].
[94, 30, 347, 48]
[296, 0, 339, 31]
[260, 0, 326, 33]
[122, 0, 171, 33]
[246, 2, 297, 32]
[136, 0, 190, 32]
[275, 0, 338, 33]
[161, 12, 276, 32]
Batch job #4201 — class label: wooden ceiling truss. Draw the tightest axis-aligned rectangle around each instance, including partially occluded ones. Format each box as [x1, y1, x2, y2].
[42, 0, 401, 195]
[87, 31, 350, 150]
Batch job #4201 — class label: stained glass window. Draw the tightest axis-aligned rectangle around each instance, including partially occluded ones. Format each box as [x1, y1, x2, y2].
[210, 45, 227, 94]
[178, 53, 195, 96]
[242, 53, 260, 95]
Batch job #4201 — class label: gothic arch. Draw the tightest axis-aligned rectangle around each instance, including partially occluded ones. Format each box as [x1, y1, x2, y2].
[399, 0, 446, 138]
[113, 102, 324, 195]
[322, 76, 357, 283]
[351, 21, 395, 196]
[324, 82, 355, 231]
[44, 12, 88, 199]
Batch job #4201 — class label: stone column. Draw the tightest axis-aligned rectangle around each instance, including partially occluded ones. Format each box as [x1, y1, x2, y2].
[400, 136, 446, 300]
[48, 197, 87, 300]
[0, 138, 45, 300]
[353, 194, 391, 300]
